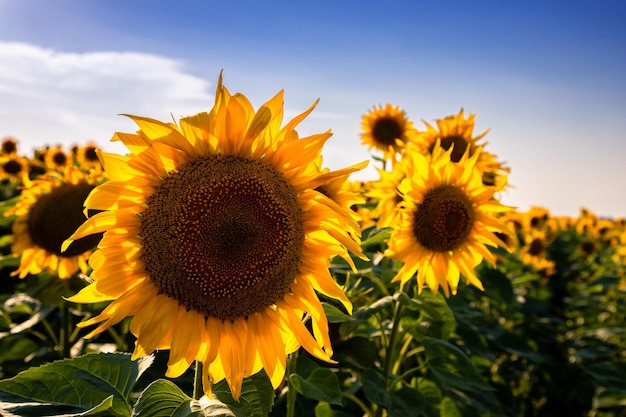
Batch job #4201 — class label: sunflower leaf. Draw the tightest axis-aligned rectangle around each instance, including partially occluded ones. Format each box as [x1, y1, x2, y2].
[212, 371, 274, 417]
[422, 337, 493, 392]
[289, 367, 343, 405]
[131, 379, 209, 417]
[0, 352, 154, 417]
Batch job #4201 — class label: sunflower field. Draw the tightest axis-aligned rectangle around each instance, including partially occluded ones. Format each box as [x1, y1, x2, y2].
[0, 75, 625, 417]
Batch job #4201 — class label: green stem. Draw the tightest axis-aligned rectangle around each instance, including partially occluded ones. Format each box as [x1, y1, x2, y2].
[193, 360, 204, 400]
[286, 349, 299, 417]
[382, 297, 403, 382]
[59, 301, 71, 358]
[345, 393, 373, 416]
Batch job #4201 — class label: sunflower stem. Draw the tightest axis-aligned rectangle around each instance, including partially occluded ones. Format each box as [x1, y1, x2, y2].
[286, 349, 299, 417]
[193, 360, 203, 400]
[59, 301, 71, 358]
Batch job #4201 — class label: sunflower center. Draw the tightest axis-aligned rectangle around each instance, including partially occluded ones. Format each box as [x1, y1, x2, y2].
[141, 154, 304, 321]
[3, 160, 23, 175]
[52, 152, 68, 166]
[528, 238, 544, 256]
[372, 117, 402, 146]
[2, 141, 17, 154]
[412, 185, 475, 252]
[27, 182, 102, 257]
[85, 147, 99, 162]
[431, 135, 469, 162]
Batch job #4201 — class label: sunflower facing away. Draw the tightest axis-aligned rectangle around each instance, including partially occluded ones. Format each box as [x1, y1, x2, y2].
[63, 74, 367, 400]
[385, 140, 512, 296]
[6, 166, 106, 278]
[360, 103, 419, 163]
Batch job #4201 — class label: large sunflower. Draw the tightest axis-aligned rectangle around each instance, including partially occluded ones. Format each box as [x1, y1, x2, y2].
[6, 166, 106, 278]
[63, 74, 367, 399]
[360, 103, 419, 163]
[416, 110, 510, 188]
[385, 141, 512, 296]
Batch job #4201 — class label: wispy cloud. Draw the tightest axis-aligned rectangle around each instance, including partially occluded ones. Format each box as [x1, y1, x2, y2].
[0, 41, 213, 154]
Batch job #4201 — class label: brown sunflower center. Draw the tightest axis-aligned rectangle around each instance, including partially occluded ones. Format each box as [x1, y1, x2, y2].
[27, 182, 102, 257]
[412, 185, 475, 252]
[3, 160, 23, 175]
[528, 238, 544, 256]
[52, 151, 68, 166]
[430, 135, 469, 162]
[372, 117, 402, 146]
[141, 154, 304, 321]
[84, 147, 99, 162]
[2, 141, 17, 154]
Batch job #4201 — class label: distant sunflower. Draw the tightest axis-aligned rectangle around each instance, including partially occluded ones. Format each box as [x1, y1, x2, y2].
[45, 146, 70, 170]
[73, 142, 103, 170]
[366, 147, 413, 228]
[64, 74, 367, 399]
[385, 141, 512, 296]
[416, 110, 510, 188]
[360, 104, 419, 163]
[0, 154, 30, 182]
[6, 166, 106, 278]
[1, 137, 19, 155]
[520, 228, 555, 276]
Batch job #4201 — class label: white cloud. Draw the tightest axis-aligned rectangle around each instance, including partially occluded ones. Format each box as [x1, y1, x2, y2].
[0, 41, 213, 154]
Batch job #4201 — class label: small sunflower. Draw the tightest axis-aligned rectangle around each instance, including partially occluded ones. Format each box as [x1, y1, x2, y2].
[385, 141, 512, 296]
[44, 145, 71, 170]
[416, 110, 510, 188]
[0, 154, 30, 182]
[6, 166, 106, 278]
[73, 142, 103, 170]
[1, 137, 19, 155]
[63, 74, 367, 399]
[360, 104, 419, 163]
[520, 228, 555, 276]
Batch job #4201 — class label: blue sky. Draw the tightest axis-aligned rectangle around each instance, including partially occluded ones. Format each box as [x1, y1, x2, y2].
[1, 0, 625, 217]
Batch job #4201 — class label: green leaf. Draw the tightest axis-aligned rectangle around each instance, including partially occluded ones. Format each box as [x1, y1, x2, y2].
[361, 368, 390, 409]
[212, 371, 274, 417]
[322, 302, 353, 323]
[131, 379, 206, 417]
[289, 367, 343, 405]
[422, 338, 492, 392]
[360, 227, 392, 250]
[0, 352, 154, 417]
[0, 334, 40, 364]
[440, 397, 462, 417]
[582, 362, 626, 394]
[387, 387, 425, 417]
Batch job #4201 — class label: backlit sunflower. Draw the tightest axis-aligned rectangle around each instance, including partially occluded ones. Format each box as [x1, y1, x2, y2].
[6, 165, 106, 278]
[520, 228, 555, 276]
[0, 154, 30, 182]
[45, 145, 71, 170]
[63, 74, 367, 400]
[416, 110, 510, 188]
[73, 142, 103, 170]
[360, 104, 419, 163]
[385, 141, 512, 296]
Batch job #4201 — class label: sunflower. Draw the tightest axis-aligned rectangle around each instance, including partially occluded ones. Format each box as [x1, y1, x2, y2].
[6, 165, 106, 278]
[415, 109, 510, 188]
[63, 73, 367, 400]
[0, 154, 30, 182]
[44, 145, 71, 170]
[1, 137, 19, 155]
[73, 142, 103, 170]
[384, 140, 512, 296]
[520, 228, 555, 276]
[360, 104, 419, 163]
